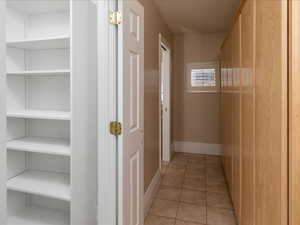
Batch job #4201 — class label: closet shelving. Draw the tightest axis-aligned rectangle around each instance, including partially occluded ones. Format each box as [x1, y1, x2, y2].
[7, 69, 71, 76]
[7, 36, 70, 50]
[5, 0, 71, 224]
[1, 0, 98, 224]
[7, 110, 71, 120]
[6, 137, 70, 156]
[7, 170, 70, 201]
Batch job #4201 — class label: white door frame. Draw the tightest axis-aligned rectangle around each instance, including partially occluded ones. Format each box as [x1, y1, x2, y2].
[158, 33, 172, 168]
[98, 1, 144, 225]
[97, 0, 118, 224]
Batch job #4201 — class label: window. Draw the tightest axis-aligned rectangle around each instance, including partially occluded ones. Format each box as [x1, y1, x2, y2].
[186, 62, 220, 93]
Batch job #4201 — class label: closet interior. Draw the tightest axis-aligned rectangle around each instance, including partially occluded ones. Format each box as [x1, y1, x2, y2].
[2, 0, 98, 224]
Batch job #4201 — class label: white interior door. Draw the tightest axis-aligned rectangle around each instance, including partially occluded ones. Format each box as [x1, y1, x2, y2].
[118, 1, 144, 225]
[161, 46, 171, 162]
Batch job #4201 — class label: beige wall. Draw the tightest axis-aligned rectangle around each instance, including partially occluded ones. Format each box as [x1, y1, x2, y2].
[172, 31, 225, 144]
[138, 0, 172, 191]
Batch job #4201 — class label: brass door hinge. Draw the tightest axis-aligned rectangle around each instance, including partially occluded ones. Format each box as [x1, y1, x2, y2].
[110, 11, 122, 25]
[110, 121, 122, 136]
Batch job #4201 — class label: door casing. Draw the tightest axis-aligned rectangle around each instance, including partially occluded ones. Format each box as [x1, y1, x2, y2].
[159, 34, 172, 167]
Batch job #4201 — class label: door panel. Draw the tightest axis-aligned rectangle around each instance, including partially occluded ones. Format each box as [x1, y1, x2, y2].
[289, 1, 300, 225]
[255, 0, 288, 224]
[241, 1, 255, 225]
[161, 47, 171, 162]
[232, 17, 242, 222]
[119, 1, 144, 225]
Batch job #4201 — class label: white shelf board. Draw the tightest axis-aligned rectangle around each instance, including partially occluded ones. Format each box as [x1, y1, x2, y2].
[7, 70, 71, 76]
[8, 0, 69, 14]
[7, 36, 70, 50]
[7, 206, 69, 225]
[7, 170, 70, 201]
[7, 110, 71, 121]
[7, 137, 70, 156]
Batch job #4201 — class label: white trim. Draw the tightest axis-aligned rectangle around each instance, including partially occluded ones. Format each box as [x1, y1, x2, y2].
[144, 170, 161, 218]
[97, 0, 118, 224]
[158, 33, 173, 170]
[173, 142, 222, 155]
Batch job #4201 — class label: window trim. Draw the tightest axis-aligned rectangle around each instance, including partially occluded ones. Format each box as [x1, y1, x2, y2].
[185, 61, 220, 93]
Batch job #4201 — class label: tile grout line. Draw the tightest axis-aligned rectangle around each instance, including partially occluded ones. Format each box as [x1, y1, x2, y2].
[148, 153, 235, 225]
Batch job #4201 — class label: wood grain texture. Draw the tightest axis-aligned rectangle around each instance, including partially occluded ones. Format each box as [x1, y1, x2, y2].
[254, 0, 288, 224]
[289, 1, 300, 225]
[220, 1, 288, 225]
[223, 31, 234, 196]
[231, 17, 242, 223]
[240, 0, 255, 224]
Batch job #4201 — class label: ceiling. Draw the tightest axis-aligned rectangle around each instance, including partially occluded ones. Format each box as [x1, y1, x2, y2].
[153, 0, 240, 34]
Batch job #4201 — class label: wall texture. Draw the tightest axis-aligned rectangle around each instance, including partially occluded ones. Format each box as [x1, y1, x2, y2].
[138, 0, 172, 191]
[172, 31, 225, 149]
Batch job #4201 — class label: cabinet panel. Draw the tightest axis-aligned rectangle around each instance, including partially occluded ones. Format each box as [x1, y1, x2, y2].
[255, 0, 288, 224]
[289, 1, 300, 225]
[221, 1, 288, 225]
[240, 0, 255, 225]
[231, 17, 242, 222]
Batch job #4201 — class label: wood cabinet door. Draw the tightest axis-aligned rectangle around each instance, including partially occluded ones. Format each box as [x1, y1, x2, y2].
[289, 1, 300, 225]
[255, 0, 288, 224]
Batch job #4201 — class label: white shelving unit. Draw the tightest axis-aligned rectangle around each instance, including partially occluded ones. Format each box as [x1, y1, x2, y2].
[7, 70, 71, 76]
[7, 36, 70, 50]
[7, 170, 70, 201]
[7, 137, 70, 156]
[1, 0, 98, 224]
[7, 110, 71, 120]
[7, 206, 69, 225]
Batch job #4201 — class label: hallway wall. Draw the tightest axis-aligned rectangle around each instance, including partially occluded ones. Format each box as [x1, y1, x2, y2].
[172, 31, 226, 154]
[138, 0, 173, 192]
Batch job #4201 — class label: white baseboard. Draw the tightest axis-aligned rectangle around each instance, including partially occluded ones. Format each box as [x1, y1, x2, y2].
[173, 141, 222, 155]
[144, 169, 161, 218]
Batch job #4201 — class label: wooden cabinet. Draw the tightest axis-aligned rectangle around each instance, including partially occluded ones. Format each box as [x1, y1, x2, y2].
[0, 1, 98, 224]
[255, 0, 288, 225]
[289, 1, 300, 225]
[240, 1, 255, 225]
[220, 0, 288, 224]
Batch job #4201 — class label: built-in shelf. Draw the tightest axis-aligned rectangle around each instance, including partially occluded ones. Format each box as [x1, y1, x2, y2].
[7, 206, 69, 225]
[7, 137, 70, 156]
[7, 70, 71, 76]
[7, 170, 70, 201]
[7, 36, 70, 50]
[7, 110, 71, 121]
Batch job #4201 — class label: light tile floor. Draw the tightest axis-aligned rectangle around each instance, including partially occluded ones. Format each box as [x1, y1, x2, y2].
[145, 153, 237, 225]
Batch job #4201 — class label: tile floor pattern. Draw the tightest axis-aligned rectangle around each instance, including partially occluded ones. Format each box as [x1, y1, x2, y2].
[145, 153, 237, 225]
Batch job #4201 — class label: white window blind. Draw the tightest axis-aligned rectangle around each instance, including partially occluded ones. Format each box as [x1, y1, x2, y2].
[191, 69, 216, 87]
[186, 62, 220, 93]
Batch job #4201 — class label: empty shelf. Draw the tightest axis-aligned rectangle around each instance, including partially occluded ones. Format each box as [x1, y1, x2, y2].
[7, 70, 71, 76]
[7, 110, 71, 121]
[7, 36, 70, 50]
[7, 206, 69, 225]
[7, 170, 70, 201]
[7, 137, 70, 156]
